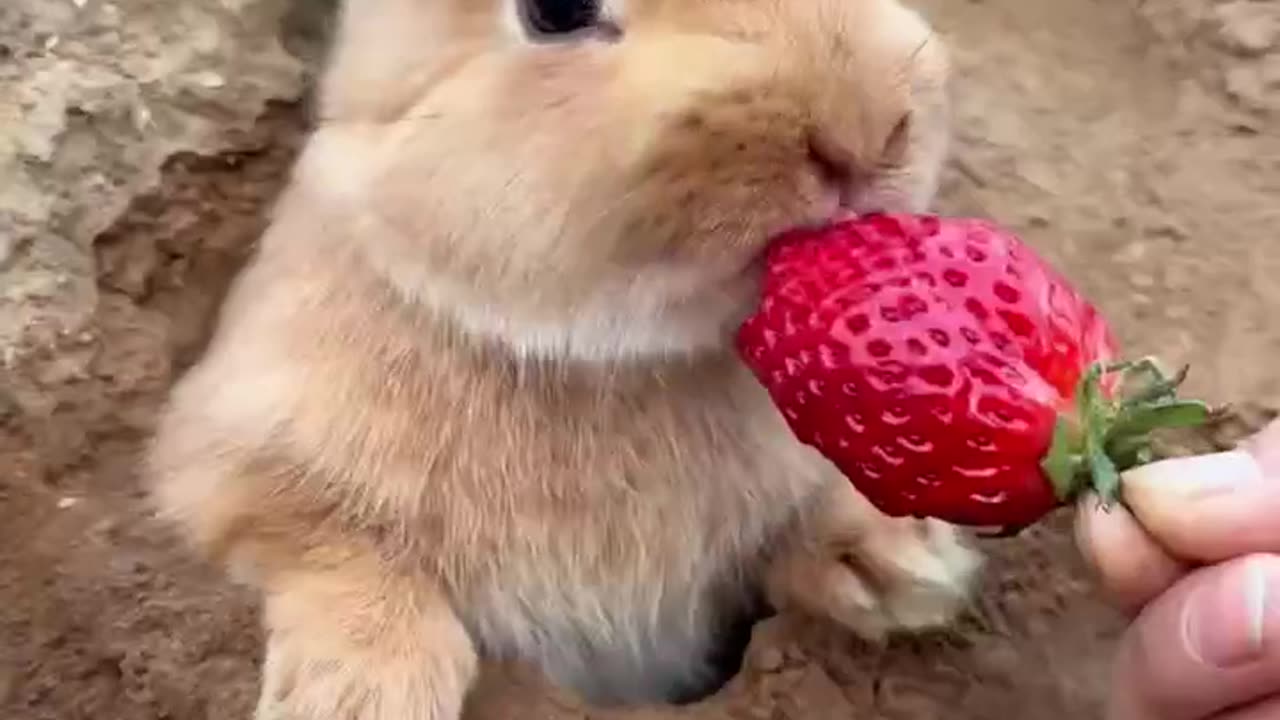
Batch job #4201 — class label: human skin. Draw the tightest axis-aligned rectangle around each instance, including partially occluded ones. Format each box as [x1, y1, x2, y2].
[1077, 420, 1280, 720]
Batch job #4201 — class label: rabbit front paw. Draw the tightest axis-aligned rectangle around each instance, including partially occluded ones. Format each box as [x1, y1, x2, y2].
[769, 484, 983, 640]
[255, 573, 477, 720]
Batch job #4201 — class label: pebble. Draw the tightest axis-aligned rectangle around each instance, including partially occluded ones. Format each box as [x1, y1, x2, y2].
[1130, 272, 1155, 289]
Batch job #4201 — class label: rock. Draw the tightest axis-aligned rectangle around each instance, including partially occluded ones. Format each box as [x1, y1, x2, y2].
[1212, 1, 1280, 56]
[1223, 54, 1280, 114]
[0, 0, 305, 388]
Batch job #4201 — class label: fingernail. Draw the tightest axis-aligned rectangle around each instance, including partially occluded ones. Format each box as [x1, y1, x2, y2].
[1185, 557, 1278, 668]
[1123, 450, 1265, 501]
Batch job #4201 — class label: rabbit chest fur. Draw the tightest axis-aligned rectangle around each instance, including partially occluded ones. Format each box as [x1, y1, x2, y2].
[149, 201, 835, 705]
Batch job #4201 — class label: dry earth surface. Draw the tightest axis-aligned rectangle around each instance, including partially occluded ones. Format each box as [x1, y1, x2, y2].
[2, 0, 1278, 718]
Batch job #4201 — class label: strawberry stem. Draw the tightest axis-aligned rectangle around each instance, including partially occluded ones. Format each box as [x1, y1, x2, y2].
[1041, 357, 1213, 508]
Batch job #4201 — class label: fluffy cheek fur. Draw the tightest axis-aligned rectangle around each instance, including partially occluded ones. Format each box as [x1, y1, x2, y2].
[302, 4, 952, 362]
[316, 45, 834, 360]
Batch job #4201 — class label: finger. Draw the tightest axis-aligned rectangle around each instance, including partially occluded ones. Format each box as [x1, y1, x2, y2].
[1240, 418, 1280, 475]
[1108, 554, 1280, 720]
[1121, 450, 1280, 563]
[1075, 495, 1187, 612]
[1210, 694, 1280, 720]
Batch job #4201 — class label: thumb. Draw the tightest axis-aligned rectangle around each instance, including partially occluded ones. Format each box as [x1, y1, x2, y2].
[1120, 446, 1280, 563]
[1241, 417, 1280, 474]
[1109, 554, 1280, 720]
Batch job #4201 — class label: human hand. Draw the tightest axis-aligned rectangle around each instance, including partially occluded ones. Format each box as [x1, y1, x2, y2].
[1076, 419, 1280, 720]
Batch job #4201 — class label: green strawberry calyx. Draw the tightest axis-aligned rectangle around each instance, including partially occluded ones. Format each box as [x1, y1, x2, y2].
[1041, 357, 1216, 509]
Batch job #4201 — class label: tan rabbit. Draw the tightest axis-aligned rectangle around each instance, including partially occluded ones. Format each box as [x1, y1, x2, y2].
[146, 0, 982, 717]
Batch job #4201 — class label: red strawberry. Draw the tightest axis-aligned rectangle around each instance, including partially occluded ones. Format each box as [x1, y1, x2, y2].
[737, 213, 1209, 532]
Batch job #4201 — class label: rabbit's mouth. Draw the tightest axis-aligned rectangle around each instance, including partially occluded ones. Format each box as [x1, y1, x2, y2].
[799, 137, 921, 239]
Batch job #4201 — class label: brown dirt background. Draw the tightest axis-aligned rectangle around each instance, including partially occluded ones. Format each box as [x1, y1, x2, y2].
[2, 0, 1278, 718]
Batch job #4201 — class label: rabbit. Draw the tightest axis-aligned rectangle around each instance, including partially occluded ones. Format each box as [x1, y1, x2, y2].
[145, 0, 983, 718]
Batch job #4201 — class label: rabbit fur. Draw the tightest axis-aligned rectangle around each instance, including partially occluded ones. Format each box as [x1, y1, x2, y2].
[146, 0, 982, 717]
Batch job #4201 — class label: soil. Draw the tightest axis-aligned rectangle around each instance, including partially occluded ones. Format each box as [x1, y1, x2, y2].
[2, 0, 1278, 719]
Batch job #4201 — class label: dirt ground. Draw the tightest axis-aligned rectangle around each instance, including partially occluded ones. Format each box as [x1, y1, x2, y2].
[2, 0, 1278, 718]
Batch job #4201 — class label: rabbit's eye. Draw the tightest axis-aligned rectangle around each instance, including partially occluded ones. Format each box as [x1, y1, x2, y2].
[522, 0, 600, 36]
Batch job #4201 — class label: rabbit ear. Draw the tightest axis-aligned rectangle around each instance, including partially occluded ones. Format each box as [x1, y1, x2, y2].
[319, 0, 504, 122]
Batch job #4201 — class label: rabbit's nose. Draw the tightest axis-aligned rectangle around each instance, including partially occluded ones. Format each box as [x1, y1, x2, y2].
[805, 130, 859, 212]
